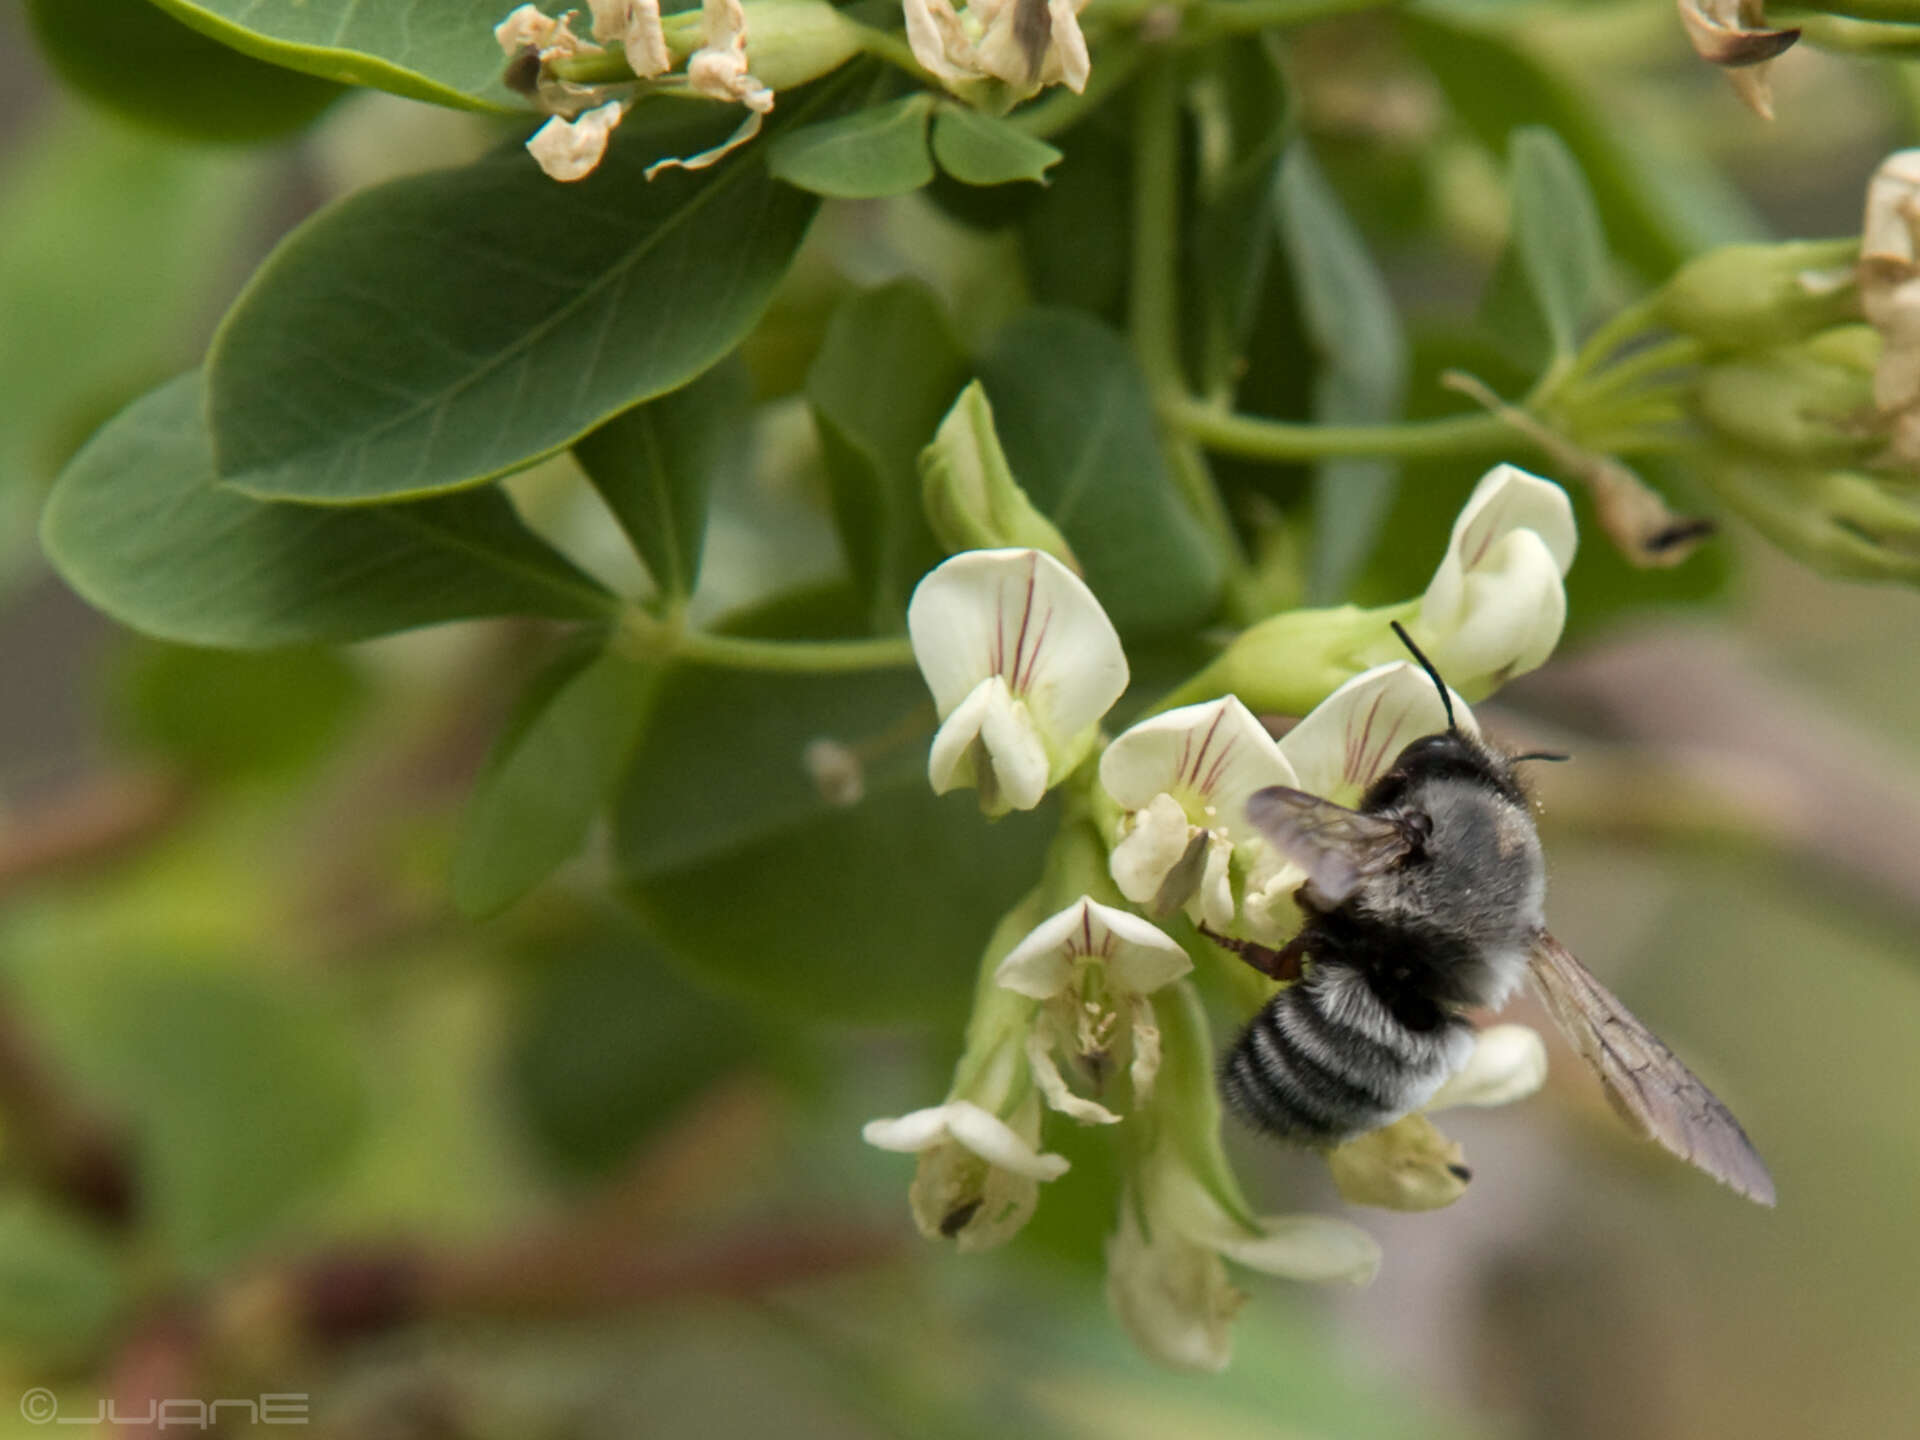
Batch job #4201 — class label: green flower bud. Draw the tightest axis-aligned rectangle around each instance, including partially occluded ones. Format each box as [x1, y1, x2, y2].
[1705, 460, 1920, 583]
[1696, 332, 1879, 463]
[920, 383, 1080, 567]
[1656, 239, 1862, 351]
[736, 0, 864, 91]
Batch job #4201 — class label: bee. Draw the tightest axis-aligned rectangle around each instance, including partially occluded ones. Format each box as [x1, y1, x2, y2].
[1215, 622, 1775, 1205]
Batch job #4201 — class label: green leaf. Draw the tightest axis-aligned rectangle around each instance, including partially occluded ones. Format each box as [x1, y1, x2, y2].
[509, 928, 757, 1180]
[42, 375, 614, 648]
[768, 93, 936, 198]
[614, 587, 1053, 1024]
[26, 0, 343, 142]
[206, 107, 823, 504]
[977, 310, 1222, 633]
[574, 360, 749, 601]
[140, 0, 520, 110]
[0, 1196, 127, 1356]
[805, 281, 970, 626]
[1018, 116, 1129, 318]
[16, 960, 367, 1270]
[452, 647, 659, 919]
[1401, 4, 1765, 279]
[0, 104, 259, 592]
[111, 643, 366, 781]
[1273, 142, 1408, 605]
[1497, 126, 1608, 365]
[930, 106, 1063, 186]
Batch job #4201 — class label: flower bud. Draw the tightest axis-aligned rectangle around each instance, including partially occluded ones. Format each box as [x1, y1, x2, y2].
[1327, 1113, 1472, 1211]
[734, 0, 864, 90]
[1696, 331, 1879, 463]
[1705, 459, 1920, 582]
[920, 383, 1079, 567]
[1655, 240, 1862, 351]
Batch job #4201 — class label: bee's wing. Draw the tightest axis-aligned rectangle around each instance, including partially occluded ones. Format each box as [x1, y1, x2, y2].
[1244, 786, 1419, 907]
[1527, 930, 1775, 1206]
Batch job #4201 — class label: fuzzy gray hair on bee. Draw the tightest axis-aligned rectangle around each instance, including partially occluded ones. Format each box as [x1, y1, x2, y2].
[1215, 622, 1775, 1206]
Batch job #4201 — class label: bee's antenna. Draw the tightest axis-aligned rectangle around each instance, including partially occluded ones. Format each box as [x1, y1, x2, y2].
[1389, 621, 1456, 731]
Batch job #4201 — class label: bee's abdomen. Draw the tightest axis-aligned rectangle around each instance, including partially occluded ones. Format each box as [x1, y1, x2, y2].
[1222, 969, 1465, 1146]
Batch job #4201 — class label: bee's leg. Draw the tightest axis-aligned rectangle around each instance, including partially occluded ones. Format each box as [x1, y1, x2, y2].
[1198, 926, 1307, 983]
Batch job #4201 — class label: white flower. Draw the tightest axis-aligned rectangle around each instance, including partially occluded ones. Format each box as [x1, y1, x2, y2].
[904, 0, 1091, 103]
[908, 548, 1128, 816]
[995, 897, 1191, 1121]
[1427, 1023, 1549, 1110]
[1099, 697, 1299, 930]
[1410, 464, 1576, 689]
[863, 1097, 1067, 1251]
[1236, 661, 1474, 935]
[1108, 1138, 1380, 1373]
[589, 0, 672, 77]
[526, 100, 628, 182]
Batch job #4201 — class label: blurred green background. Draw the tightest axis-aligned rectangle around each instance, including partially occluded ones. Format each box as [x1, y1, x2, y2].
[3, 3, 1920, 1438]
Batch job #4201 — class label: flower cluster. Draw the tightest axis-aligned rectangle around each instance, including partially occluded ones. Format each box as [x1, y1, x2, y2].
[865, 462, 1572, 1369]
[495, 0, 856, 181]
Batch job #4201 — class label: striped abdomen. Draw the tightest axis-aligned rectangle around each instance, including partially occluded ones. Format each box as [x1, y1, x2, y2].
[1222, 964, 1474, 1146]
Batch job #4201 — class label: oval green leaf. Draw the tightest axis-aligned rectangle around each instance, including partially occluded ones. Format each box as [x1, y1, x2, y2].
[930, 105, 1063, 187]
[206, 109, 821, 504]
[768, 93, 937, 199]
[452, 646, 659, 918]
[42, 375, 614, 648]
[573, 360, 751, 602]
[143, 0, 519, 111]
[27, 0, 344, 142]
[977, 310, 1222, 634]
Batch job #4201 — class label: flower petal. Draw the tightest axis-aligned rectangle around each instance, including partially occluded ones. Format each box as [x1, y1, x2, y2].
[908, 549, 1127, 742]
[1428, 1024, 1549, 1110]
[944, 1098, 1072, 1179]
[1028, 1032, 1122, 1125]
[1420, 528, 1568, 684]
[525, 101, 625, 182]
[902, 0, 979, 86]
[1279, 662, 1476, 805]
[926, 675, 1050, 812]
[1109, 793, 1196, 911]
[1099, 697, 1299, 840]
[1213, 1215, 1382, 1285]
[1327, 1113, 1472, 1211]
[861, 1104, 960, 1153]
[995, 897, 1190, 998]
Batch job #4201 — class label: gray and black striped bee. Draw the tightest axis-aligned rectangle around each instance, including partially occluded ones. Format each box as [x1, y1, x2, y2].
[1215, 623, 1775, 1205]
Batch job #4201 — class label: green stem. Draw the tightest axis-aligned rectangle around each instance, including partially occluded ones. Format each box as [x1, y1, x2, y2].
[1551, 291, 1668, 393]
[1565, 335, 1704, 409]
[620, 610, 917, 672]
[1130, 59, 1185, 401]
[1165, 396, 1529, 462]
[1131, 57, 1254, 593]
[674, 630, 917, 672]
[852, 22, 931, 80]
